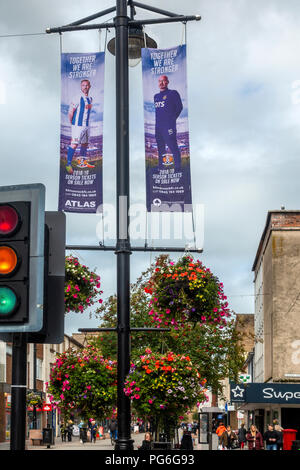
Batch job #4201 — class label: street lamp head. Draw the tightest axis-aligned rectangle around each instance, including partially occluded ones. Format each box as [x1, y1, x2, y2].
[107, 25, 157, 66]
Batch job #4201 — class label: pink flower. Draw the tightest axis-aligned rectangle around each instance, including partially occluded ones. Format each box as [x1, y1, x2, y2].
[148, 399, 153, 404]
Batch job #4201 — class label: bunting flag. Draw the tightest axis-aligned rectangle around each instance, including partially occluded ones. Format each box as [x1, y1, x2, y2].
[142, 45, 192, 212]
[58, 52, 105, 213]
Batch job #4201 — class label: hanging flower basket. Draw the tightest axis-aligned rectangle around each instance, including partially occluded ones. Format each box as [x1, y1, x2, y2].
[145, 255, 231, 328]
[46, 345, 117, 420]
[65, 255, 103, 313]
[26, 391, 43, 408]
[124, 348, 208, 421]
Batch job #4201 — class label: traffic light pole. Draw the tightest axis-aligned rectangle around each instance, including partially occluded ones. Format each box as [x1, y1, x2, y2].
[10, 333, 27, 451]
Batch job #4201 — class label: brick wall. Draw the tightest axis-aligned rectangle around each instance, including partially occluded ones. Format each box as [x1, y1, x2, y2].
[271, 212, 300, 229]
[6, 354, 12, 385]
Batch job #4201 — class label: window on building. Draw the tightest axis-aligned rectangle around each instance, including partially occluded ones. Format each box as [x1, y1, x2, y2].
[36, 358, 43, 380]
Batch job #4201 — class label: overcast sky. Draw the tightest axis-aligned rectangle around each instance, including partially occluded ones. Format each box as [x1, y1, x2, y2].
[1, 0, 300, 335]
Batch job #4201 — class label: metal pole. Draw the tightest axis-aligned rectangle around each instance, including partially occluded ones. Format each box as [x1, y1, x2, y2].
[10, 333, 27, 451]
[208, 413, 213, 451]
[65, 244, 203, 253]
[33, 344, 37, 429]
[114, 0, 134, 451]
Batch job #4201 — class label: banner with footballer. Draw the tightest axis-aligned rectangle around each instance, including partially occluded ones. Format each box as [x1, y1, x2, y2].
[59, 52, 105, 213]
[142, 45, 192, 212]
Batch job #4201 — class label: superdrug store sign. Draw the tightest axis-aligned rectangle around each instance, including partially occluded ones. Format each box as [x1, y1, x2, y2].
[230, 382, 300, 404]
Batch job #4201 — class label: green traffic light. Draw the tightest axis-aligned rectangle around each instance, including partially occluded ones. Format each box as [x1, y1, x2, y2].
[0, 286, 18, 316]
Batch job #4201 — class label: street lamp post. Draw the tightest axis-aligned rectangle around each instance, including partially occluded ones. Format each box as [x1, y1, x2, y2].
[114, 0, 133, 451]
[47, 0, 201, 451]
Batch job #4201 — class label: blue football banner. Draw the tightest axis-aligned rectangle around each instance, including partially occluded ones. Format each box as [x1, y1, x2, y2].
[142, 45, 192, 212]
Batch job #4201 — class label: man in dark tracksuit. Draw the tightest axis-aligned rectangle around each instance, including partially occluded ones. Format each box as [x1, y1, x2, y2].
[154, 75, 183, 169]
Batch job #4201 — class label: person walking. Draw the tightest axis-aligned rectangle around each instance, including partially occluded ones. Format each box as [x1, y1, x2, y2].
[238, 423, 247, 449]
[109, 418, 118, 443]
[246, 424, 264, 450]
[216, 422, 226, 445]
[67, 419, 73, 442]
[219, 425, 238, 450]
[90, 419, 98, 443]
[139, 432, 153, 450]
[60, 421, 67, 442]
[180, 430, 194, 450]
[79, 420, 88, 444]
[264, 424, 279, 450]
[273, 420, 284, 451]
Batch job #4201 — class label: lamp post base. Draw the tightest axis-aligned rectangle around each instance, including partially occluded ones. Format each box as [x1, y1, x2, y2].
[114, 438, 135, 451]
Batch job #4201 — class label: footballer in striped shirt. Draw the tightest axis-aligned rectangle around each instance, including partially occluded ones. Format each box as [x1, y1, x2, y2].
[66, 79, 95, 174]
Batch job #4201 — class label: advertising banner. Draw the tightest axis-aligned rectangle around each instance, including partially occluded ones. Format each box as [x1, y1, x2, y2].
[59, 52, 105, 213]
[142, 45, 192, 212]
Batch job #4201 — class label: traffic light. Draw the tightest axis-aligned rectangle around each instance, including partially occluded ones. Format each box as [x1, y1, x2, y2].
[0, 184, 45, 333]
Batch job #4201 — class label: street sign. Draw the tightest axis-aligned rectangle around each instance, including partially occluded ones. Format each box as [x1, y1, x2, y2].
[231, 382, 300, 404]
[42, 404, 52, 412]
[239, 374, 251, 383]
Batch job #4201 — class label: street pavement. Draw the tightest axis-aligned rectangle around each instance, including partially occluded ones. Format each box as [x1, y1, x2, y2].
[0, 431, 219, 451]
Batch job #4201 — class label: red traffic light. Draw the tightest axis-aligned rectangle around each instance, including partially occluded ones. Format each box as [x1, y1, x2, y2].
[0, 205, 20, 236]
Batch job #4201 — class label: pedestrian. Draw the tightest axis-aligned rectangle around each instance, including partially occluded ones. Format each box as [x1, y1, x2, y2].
[216, 422, 226, 444]
[273, 420, 284, 451]
[60, 421, 67, 442]
[246, 424, 264, 450]
[238, 422, 247, 449]
[139, 432, 153, 450]
[180, 430, 194, 450]
[219, 425, 238, 450]
[109, 417, 118, 442]
[79, 420, 88, 444]
[67, 419, 73, 442]
[90, 419, 97, 443]
[264, 424, 279, 450]
[99, 425, 104, 440]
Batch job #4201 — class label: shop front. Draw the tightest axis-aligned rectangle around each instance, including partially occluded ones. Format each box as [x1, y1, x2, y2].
[230, 382, 300, 438]
[0, 384, 11, 442]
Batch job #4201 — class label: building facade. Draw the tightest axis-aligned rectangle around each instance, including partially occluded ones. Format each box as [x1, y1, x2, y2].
[0, 335, 84, 443]
[234, 210, 300, 435]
